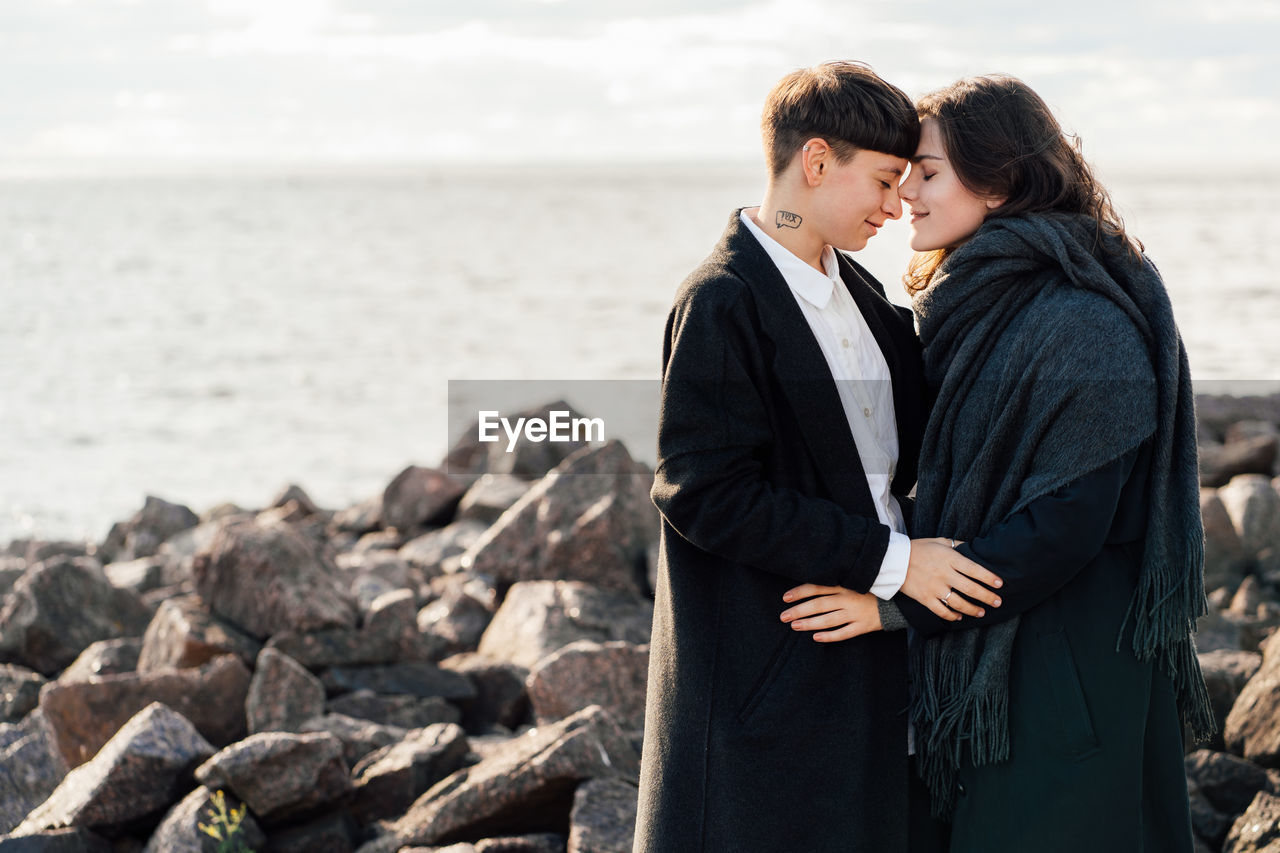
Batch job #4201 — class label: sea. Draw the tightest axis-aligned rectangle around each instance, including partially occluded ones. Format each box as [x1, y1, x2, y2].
[4, 165, 1278, 546]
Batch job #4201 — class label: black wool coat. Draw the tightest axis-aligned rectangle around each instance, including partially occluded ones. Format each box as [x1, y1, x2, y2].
[633, 211, 930, 853]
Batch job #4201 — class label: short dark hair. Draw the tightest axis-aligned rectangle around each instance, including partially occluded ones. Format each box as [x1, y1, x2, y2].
[761, 61, 919, 177]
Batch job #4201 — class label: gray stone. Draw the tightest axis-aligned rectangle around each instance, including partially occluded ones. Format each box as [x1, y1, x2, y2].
[1224, 790, 1280, 852]
[153, 519, 230, 589]
[382, 466, 467, 531]
[1202, 650, 1265, 750]
[1202, 438, 1280, 489]
[400, 521, 489, 575]
[0, 721, 68, 833]
[102, 558, 164, 596]
[332, 496, 383, 536]
[527, 642, 648, 732]
[0, 664, 46, 722]
[461, 443, 657, 596]
[246, 648, 326, 734]
[136, 596, 261, 672]
[478, 581, 652, 670]
[269, 484, 321, 516]
[0, 828, 113, 852]
[320, 662, 476, 703]
[1226, 632, 1280, 766]
[1231, 576, 1268, 618]
[457, 476, 533, 525]
[192, 518, 358, 639]
[1187, 749, 1273, 816]
[1189, 777, 1233, 848]
[418, 588, 494, 659]
[350, 722, 469, 824]
[264, 813, 359, 853]
[1205, 489, 1252, 591]
[567, 777, 638, 853]
[99, 496, 200, 564]
[297, 713, 410, 768]
[142, 786, 265, 853]
[194, 731, 352, 824]
[12, 703, 214, 836]
[58, 639, 142, 683]
[327, 690, 461, 729]
[40, 655, 249, 768]
[0, 558, 151, 675]
[1221, 475, 1280, 557]
[440, 654, 529, 733]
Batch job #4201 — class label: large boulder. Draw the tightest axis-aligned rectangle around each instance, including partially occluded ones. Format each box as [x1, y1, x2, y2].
[350, 722, 469, 824]
[360, 705, 640, 851]
[40, 654, 250, 768]
[192, 519, 358, 639]
[527, 641, 648, 732]
[136, 596, 261, 672]
[381, 466, 467, 531]
[461, 442, 657, 596]
[99, 496, 200, 564]
[0, 719, 68, 833]
[11, 703, 214, 837]
[1186, 749, 1272, 817]
[0, 558, 151, 675]
[478, 581, 652, 670]
[1204, 489, 1252, 591]
[567, 777, 639, 853]
[1225, 631, 1280, 766]
[194, 731, 352, 824]
[1224, 790, 1280, 853]
[143, 787, 266, 853]
[1220, 475, 1280, 557]
[1201, 650, 1264, 749]
[245, 648, 326, 735]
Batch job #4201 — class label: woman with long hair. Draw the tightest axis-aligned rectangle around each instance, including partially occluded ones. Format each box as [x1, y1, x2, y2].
[780, 75, 1213, 851]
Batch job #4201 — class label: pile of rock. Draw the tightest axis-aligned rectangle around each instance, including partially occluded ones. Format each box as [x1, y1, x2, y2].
[1190, 392, 1280, 853]
[0, 402, 657, 852]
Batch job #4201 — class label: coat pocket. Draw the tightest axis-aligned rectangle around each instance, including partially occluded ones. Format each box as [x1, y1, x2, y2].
[736, 631, 798, 725]
[1037, 628, 1100, 759]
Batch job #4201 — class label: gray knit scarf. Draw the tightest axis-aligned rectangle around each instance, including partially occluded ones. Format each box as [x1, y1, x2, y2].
[909, 212, 1214, 816]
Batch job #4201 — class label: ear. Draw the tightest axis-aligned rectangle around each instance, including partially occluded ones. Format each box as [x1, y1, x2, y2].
[984, 196, 1006, 210]
[800, 138, 831, 187]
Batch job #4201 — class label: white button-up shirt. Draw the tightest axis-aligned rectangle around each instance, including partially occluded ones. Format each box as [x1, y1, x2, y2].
[740, 209, 910, 598]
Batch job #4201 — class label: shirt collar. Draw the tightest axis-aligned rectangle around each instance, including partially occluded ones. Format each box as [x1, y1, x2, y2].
[740, 208, 840, 310]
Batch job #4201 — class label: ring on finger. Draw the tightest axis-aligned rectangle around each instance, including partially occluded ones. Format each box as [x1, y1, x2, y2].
[941, 589, 954, 607]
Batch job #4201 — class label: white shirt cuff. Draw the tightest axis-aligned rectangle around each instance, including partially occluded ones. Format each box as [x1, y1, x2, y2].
[870, 530, 910, 600]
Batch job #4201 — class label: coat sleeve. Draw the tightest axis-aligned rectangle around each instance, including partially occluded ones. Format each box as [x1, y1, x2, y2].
[651, 277, 889, 592]
[896, 446, 1141, 635]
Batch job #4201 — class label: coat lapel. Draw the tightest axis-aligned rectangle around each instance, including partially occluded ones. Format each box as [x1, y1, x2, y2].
[713, 212, 874, 514]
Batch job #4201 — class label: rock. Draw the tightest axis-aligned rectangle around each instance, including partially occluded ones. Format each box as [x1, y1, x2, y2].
[1232, 577, 1268, 618]
[58, 639, 142, 683]
[367, 705, 639, 850]
[1202, 438, 1280, 488]
[0, 664, 46, 722]
[327, 691, 461, 729]
[153, 519, 230, 588]
[567, 777, 638, 853]
[400, 521, 489, 575]
[351, 529, 408, 554]
[1226, 632, 1280, 766]
[1227, 421, 1280, 445]
[1199, 611, 1249, 654]
[40, 654, 250, 768]
[461, 443, 657, 596]
[478, 581, 652, 670]
[297, 714, 410, 768]
[1205, 490, 1253, 591]
[100, 496, 201, 564]
[527, 642, 648, 732]
[418, 588, 494, 659]
[320, 662, 476, 703]
[194, 731, 352, 824]
[265, 625, 398, 670]
[350, 722, 469, 824]
[264, 813, 359, 853]
[366, 589, 436, 661]
[0, 828, 114, 851]
[1224, 790, 1280, 852]
[443, 401, 593, 482]
[332, 497, 383, 536]
[192, 519, 358, 639]
[1201, 650, 1264, 749]
[246, 648, 326, 734]
[136, 596, 261, 672]
[102, 558, 164, 596]
[0, 558, 151, 675]
[1189, 777, 1233, 849]
[457, 476, 533, 525]
[269, 484, 321, 515]
[143, 786, 266, 853]
[382, 466, 467, 531]
[0, 720, 68, 833]
[12, 703, 214, 837]
[440, 654, 529, 733]
[1186, 749, 1272, 816]
[1220, 475, 1280, 557]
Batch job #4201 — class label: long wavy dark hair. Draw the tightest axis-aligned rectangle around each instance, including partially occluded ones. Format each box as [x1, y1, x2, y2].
[904, 75, 1141, 294]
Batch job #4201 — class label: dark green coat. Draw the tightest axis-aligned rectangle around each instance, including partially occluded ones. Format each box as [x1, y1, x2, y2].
[634, 212, 930, 852]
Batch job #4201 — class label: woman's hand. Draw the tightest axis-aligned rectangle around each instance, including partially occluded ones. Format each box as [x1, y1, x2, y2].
[901, 537, 1003, 621]
[779, 584, 882, 642]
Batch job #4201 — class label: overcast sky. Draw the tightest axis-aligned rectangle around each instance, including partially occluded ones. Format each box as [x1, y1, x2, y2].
[2, 0, 1276, 173]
